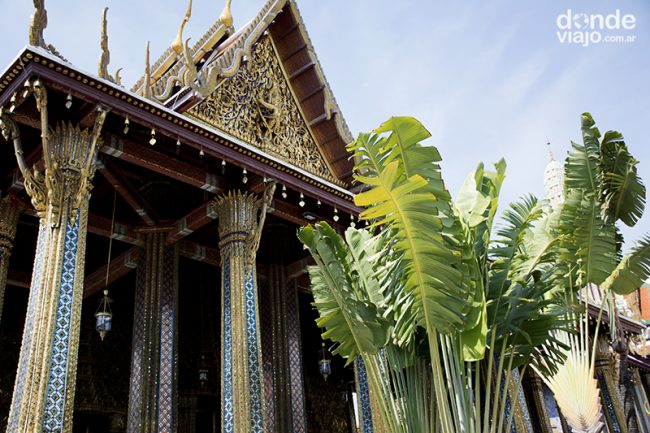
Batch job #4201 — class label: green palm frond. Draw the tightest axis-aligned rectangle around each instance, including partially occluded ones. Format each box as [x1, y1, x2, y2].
[599, 129, 646, 227]
[602, 233, 650, 295]
[349, 117, 469, 339]
[455, 161, 506, 361]
[489, 195, 543, 292]
[560, 190, 617, 287]
[563, 115, 600, 194]
[511, 205, 559, 282]
[541, 350, 604, 433]
[298, 223, 389, 360]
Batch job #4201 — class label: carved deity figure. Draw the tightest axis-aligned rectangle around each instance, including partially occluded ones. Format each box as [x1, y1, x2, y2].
[256, 81, 284, 142]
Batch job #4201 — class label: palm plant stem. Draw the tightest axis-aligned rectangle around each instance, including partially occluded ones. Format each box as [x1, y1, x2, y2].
[364, 354, 401, 433]
[482, 330, 499, 433]
[495, 348, 516, 433]
[440, 335, 464, 431]
[474, 360, 482, 433]
[429, 332, 457, 433]
[589, 287, 608, 375]
[489, 339, 509, 433]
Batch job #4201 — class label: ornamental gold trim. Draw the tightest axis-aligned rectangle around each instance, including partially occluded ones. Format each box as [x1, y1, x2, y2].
[0, 197, 20, 324]
[188, 37, 338, 183]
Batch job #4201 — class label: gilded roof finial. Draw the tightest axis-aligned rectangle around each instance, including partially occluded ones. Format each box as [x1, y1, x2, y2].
[29, 0, 48, 48]
[172, 0, 193, 56]
[144, 42, 152, 99]
[220, 0, 233, 29]
[98, 7, 110, 79]
[98, 8, 122, 85]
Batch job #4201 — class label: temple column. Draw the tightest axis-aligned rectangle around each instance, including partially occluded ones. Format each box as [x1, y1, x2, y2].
[355, 357, 374, 433]
[127, 231, 179, 433]
[2, 99, 108, 433]
[285, 278, 308, 433]
[216, 186, 274, 433]
[0, 196, 20, 324]
[595, 335, 630, 433]
[505, 369, 534, 433]
[523, 370, 553, 433]
[261, 224, 307, 433]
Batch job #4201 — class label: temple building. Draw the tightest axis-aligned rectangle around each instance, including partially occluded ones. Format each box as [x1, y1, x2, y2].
[0, 1, 649, 433]
[0, 0, 366, 432]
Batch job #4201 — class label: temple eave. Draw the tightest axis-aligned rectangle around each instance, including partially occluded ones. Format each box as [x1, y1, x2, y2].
[0, 47, 359, 223]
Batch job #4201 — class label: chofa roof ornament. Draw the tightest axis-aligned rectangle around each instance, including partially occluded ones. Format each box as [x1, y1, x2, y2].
[98, 8, 122, 85]
[29, 0, 67, 61]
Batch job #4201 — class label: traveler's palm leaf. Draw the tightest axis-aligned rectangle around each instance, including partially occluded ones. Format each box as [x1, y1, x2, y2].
[349, 116, 468, 339]
[298, 223, 389, 361]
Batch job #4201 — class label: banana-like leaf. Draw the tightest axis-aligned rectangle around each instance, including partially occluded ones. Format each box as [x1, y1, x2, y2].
[561, 190, 617, 286]
[602, 234, 650, 295]
[566, 113, 601, 194]
[511, 205, 559, 283]
[298, 223, 389, 361]
[349, 117, 469, 340]
[456, 163, 492, 228]
[456, 161, 507, 360]
[599, 129, 646, 227]
[345, 228, 386, 307]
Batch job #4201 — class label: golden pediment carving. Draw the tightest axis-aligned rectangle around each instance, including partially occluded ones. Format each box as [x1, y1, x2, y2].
[187, 37, 338, 183]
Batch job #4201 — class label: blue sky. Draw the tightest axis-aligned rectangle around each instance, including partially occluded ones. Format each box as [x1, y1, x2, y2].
[1, 0, 649, 248]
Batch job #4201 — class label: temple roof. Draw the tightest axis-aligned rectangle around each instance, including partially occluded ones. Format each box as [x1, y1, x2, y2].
[0, 0, 356, 204]
[132, 0, 355, 186]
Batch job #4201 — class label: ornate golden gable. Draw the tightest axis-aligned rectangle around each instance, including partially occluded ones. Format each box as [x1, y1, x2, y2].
[187, 36, 338, 184]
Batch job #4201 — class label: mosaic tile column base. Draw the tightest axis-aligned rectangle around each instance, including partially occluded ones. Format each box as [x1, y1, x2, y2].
[6, 117, 105, 433]
[126, 232, 178, 433]
[285, 279, 308, 433]
[355, 356, 375, 433]
[523, 370, 554, 433]
[0, 196, 20, 324]
[260, 248, 308, 433]
[7, 204, 91, 433]
[596, 336, 629, 433]
[216, 190, 273, 433]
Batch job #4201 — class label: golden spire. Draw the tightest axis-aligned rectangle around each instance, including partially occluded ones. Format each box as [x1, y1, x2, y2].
[144, 41, 152, 99]
[98, 7, 110, 79]
[29, 0, 48, 48]
[220, 0, 233, 28]
[172, 0, 193, 55]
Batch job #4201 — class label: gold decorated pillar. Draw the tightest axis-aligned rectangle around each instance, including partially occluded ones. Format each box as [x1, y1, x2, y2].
[216, 185, 274, 433]
[126, 231, 179, 433]
[354, 356, 386, 433]
[523, 370, 553, 433]
[595, 335, 630, 433]
[0, 196, 20, 324]
[1, 88, 108, 433]
[259, 224, 308, 433]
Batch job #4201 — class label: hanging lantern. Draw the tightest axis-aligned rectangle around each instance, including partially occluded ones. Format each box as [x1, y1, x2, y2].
[198, 355, 209, 388]
[318, 342, 332, 381]
[95, 290, 113, 341]
[198, 368, 209, 383]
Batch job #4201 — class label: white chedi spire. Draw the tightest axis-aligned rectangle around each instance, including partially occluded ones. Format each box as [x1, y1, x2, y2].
[544, 141, 565, 207]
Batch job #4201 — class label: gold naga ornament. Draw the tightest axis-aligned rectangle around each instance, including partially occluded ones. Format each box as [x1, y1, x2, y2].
[98, 7, 122, 85]
[28, 0, 67, 60]
[142, 0, 234, 101]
